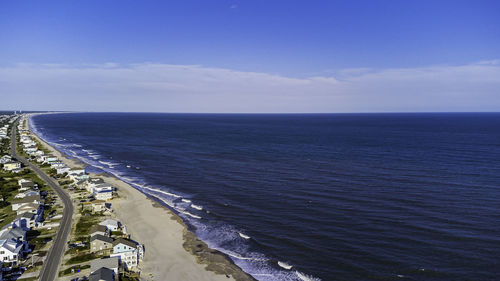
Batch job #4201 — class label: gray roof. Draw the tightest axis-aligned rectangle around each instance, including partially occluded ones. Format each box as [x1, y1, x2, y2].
[16, 212, 36, 219]
[112, 238, 137, 248]
[90, 225, 108, 234]
[91, 257, 119, 273]
[20, 181, 35, 188]
[90, 234, 113, 244]
[0, 227, 26, 241]
[89, 178, 105, 184]
[12, 195, 40, 204]
[89, 267, 115, 281]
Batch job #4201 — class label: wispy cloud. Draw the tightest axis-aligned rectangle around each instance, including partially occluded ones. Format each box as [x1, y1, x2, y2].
[1, 61, 499, 112]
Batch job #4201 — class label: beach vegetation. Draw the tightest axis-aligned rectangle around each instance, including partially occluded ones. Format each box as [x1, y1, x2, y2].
[65, 252, 97, 265]
[58, 264, 90, 277]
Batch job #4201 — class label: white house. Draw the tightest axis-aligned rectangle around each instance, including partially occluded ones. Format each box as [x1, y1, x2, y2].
[14, 190, 39, 199]
[0, 155, 12, 164]
[57, 167, 70, 175]
[0, 239, 23, 265]
[12, 212, 37, 229]
[50, 162, 66, 169]
[67, 168, 85, 176]
[93, 183, 113, 194]
[99, 219, 120, 232]
[16, 203, 42, 217]
[95, 190, 113, 201]
[3, 161, 21, 171]
[111, 238, 139, 270]
[11, 195, 41, 211]
[82, 178, 105, 193]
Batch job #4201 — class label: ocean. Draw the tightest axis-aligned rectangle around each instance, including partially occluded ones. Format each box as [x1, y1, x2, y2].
[30, 113, 500, 281]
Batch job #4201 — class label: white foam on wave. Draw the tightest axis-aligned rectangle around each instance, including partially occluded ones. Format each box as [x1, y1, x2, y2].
[238, 232, 250, 240]
[182, 211, 202, 219]
[140, 185, 182, 198]
[223, 250, 268, 262]
[296, 271, 321, 281]
[99, 160, 118, 167]
[191, 204, 203, 210]
[278, 261, 292, 270]
[181, 199, 191, 203]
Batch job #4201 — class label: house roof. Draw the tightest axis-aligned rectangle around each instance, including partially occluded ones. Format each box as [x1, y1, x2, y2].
[112, 238, 137, 248]
[16, 212, 36, 219]
[94, 183, 113, 188]
[99, 219, 119, 227]
[90, 225, 108, 234]
[0, 239, 23, 254]
[91, 200, 106, 205]
[89, 178, 105, 184]
[90, 257, 119, 272]
[12, 195, 40, 204]
[20, 181, 35, 188]
[0, 228, 26, 241]
[89, 267, 115, 281]
[17, 203, 40, 211]
[90, 234, 113, 244]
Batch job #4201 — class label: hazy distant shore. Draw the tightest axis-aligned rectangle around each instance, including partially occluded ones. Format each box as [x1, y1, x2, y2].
[27, 112, 255, 281]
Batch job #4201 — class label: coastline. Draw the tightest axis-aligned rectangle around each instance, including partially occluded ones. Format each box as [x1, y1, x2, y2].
[27, 113, 256, 281]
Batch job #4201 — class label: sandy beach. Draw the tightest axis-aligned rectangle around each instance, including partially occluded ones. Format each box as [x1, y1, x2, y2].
[27, 114, 254, 281]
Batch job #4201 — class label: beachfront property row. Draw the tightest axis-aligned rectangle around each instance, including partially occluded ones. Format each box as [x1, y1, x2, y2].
[90, 219, 144, 269]
[0, 178, 44, 265]
[12, 116, 145, 280]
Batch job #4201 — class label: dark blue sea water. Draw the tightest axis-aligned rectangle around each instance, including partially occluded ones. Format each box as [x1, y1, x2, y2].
[30, 113, 500, 281]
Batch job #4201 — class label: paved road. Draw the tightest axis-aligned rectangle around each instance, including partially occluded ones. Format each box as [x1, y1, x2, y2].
[11, 118, 75, 281]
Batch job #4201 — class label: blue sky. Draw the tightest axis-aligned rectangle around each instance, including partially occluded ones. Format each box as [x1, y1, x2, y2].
[1, 0, 499, 112]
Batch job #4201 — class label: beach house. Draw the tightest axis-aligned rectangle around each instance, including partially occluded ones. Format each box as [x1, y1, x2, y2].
[0, 239, 23, 265]
[90, 257, 119, 274]
[0, 155, 12, 164]
[89, 267, 115, 281]
[99, 219, 120, 232]
[91, 200, 107, 212]
[12, 212, 38, 229]
[90, 225, 110, 237]
[111, 238, 139, 270]
[14, 190, 40, 199]
[3, 161, 21, 171]
[90, 235, 113, 253]
[11, 195, 42, 211]
[18, 180, 36, 191]
[16, 203, 42, 217]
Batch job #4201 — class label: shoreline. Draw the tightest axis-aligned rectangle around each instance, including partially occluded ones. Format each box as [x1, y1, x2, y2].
[27, 113, 256, 281]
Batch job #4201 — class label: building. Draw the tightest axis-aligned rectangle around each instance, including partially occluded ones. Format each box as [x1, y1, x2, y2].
[90, 257, 119, 274]
[0, 239, 23, 265]
[12, 212, 37, 229]
[11, 195, 42, 211]
[0, 155, 12, 164]
[90, 225, 109, 237]
[111, 238, 139, 270]
[3, 161, 21, 171]
[99, 219, 120, 232]
[90, 234, 113, 253]
[91, 200, 107, 212]
[95, 190, 113, 201]
[14, 190, 40, 199]
[89, 267, 115, 281]
[16, 202, 42, 217]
